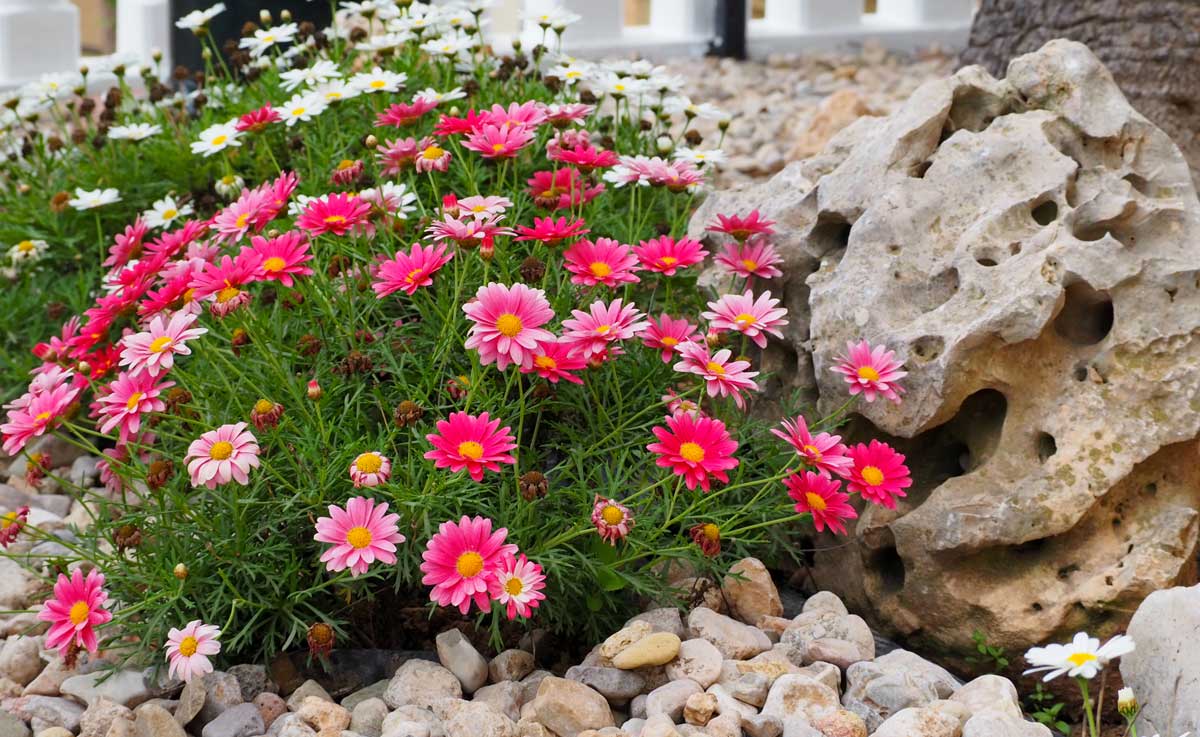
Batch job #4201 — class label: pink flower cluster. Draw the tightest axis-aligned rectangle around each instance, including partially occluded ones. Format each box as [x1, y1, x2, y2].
[420, 515, 546, 620]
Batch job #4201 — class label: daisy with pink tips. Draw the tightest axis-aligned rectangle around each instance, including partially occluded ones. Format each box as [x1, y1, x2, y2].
[373, 243, 454, 298]
[247, 231, 313, 287]
[702, 290, 788, 349]
[490, 554, 547, 620]
[647, 412, 739, 492]
[560, 298, 649, 360]
[784, 471, 857, 534]
[184, 422, 261, 489]
[38, 568, 112, 657]
[119, 311, 207, 378]
[846, 440, 912, 509]
[420, 515, 519, 614]
[663, 389, 704, 418]
[714, 238, 783, 280]
[213, 187, 272, 243]
[462, 283, 555, 371]
[591, 497, 634, 544]
[562, 238, 641, 288]
[314, 496, 405, 577]
[633, 236, 708, 275]
[457, 195, 513, 219]
[165, 621, 222, 683]
[96, 371, 173, 442]
[673, 342, 760, 409]
[641, 314, 701, 363]
[349, 451, 391, 487]
[771, 415, 852, 477]
[424, 411, 517, 482]
[831, 340, 907, 403]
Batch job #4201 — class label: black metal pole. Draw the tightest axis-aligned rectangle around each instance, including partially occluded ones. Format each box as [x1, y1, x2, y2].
[709, 0, 747, 59]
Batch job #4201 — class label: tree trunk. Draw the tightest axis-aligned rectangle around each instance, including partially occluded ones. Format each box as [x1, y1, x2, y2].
[961, 0, 1200, 185]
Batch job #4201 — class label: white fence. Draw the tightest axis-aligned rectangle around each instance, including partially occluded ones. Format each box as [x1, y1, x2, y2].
[0, 0, 975, 89]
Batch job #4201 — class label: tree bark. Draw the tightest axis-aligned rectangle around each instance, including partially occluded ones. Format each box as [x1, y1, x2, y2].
[961, 0, 1200, 184]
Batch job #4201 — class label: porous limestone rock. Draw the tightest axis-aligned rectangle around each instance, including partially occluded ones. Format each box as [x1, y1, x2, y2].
[690, 38, 1200, 654]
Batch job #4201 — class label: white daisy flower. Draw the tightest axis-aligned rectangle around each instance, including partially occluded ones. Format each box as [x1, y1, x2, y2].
[143, 196, 194, 230]
[360, 181, 417, 219]
[215, 173, 245, 199]
[176, 2, 225, 30]
[594, 73, 645, 99]
[279, 59, 341, 91]
[525, 7, 580, 29]
[673, 147, 725, 166]
[549, 62, 588, 85]
[280, 93, 328, 126]
[350, 67, 407, 94]
[68, 187, 122, 210]
[190, 121, 241, 157]
[313, 80, 360, 103]
[107, 123, 163, 141]
[357, 32, 412, 53]
[1024, 632, 1135, 682]
[413, 87, 465, 105]
[7, 239, 49, 264]
[419, 34, 472, 59]
[239, 22, 298, 57]
[664, 96, 725, 120]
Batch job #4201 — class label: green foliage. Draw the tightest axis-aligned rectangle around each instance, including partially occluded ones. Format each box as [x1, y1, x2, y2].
[1026, 683, 1072, 736]
[966, 628, 1010, 672]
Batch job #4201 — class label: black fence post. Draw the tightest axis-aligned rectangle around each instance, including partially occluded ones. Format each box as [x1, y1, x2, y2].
[708, 0, 747, 60]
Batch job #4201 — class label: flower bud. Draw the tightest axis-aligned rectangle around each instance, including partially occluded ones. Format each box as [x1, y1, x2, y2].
[280, 9, 291, 22]
[307, 379, 322, 400]
[259, 9, 272, 24]
[173, 563, 189, 580]
[364, 134, 377, 148]
[655, 135, 673, 155]
[1117, 687, 1137, 717]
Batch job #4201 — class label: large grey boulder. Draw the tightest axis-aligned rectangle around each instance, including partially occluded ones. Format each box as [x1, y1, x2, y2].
[1121, 583, 1200, 737]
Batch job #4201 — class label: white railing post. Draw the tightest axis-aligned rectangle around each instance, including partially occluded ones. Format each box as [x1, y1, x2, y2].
[767, 0, 864, 30]
[649, 0, 715, 37]
[0, 0, 80, 87]
[116, 0, 173, 72]
[556, 0, 624, 45]
[875, 0, 973, 24]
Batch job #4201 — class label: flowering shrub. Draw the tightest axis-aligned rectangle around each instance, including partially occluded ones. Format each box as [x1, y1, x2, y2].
[0, 2, 913, 668]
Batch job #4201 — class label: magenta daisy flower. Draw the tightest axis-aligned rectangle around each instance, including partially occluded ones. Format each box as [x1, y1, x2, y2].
[673, 342, 759, 409]
[831, 340, 907, 403]
[0, 506, 29, 548]
[119, 311, 207, 378]
[38, 568, 113, 657]
[96, 371, 173, 442]
[714, 238, 783, 280]
[184, 422, 261, 489]
[784, 470, 857, 534]
[702, 290, 788, 349]
[647, 412, 739, 492]
[563, 238, 641, 288]
[560, 298, 649, 360]
[513, 216, 589, 245]
[189, 253, 261, 317]
[707, 210, 776, 242]
[641, 314, 701, 363]
[591, 496, 634, 544]
[846, 440, 912, 509]
[314, 496, 405, 577]
[633, 236, 708, 275]
[463, 282, 555, 370]
[165, 621, 222, 683]
[247, 231, 313, 287]
[463, 123, 535, 159]
[1, 382, 80, 455]
[424, 411, 517, 482]
[522, 338, 587, 384]
[213, 187, 272, 243]
[771, 415, 852, 477]
[296, 193, 372, 237]
[349, 451, 392, 487]
[415, 137, 452, 174]
[420, 515, 518, 614]
[375, 97, 438, 128]
[490, 554, 547, 620]
[372, 242, 454, 298]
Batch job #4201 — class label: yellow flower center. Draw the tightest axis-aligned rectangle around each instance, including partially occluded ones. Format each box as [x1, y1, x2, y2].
[209, 440, 234, 460]
[325, 91, 343, 100]
[1067, 652, 1098, 667]
[261, 34, 275, 42]
[324, 215, 347, 225]
[471, 205, 487, 212]
[148, 336, 173, 353]
[534, 355, 557, 370]
[588, 261, 614, 278]
[0, 512, 18, 529]
[35, 411, 52, 423]
[216, 286, 241, 303]
[496, 313, 523, 337]
[162, 208, 178, 220]
[660, 256, 678, 266]
[346, 526, 373, 549]
[369, 79, 386, 89]
[860, 465, 884, 486]
[220, 174, 237, 185]
[700, 523, 720, 541]
[594, 324, 611, 335]
[857, 365, 881, 382]
[661, 336, 679, 346]
[262, 256, 286, 272]
[805, 492, 828, 511]
[504, 577, 524, 596]
[211, 135, 227, 146]
[291, 107, 306, 117]
[802, 444, 822, 460]
[705, 361, 725, 375]
[422, 146, 445, 160]
[734, 313, 757, 327]
[455, 551, 484, 578]
[336, 159, 356, 171]
[253, 399, 274, 414]
[355, 453, 383, 474]
[679, 442, 706, 463]
[17, 240, 34, 252]
[68, 601, 90, 625]
[741, 258, 758, 270]
[601, 505, 625, 526]
[125, 392, 143, 410]
[457, 441, 484, 460]
[235, 213, 251, 229]
[491, 143, 506, 153]
[178, 635, 198, 657]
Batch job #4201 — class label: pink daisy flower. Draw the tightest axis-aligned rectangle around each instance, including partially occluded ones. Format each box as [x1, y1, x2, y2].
[785, 470, 857, 534]
[554, 143, 619, 172]
[831, 340, 907, 403]
[247, 231, 313, 287]
[373, 243, 454, 298]
[38, 568, 112, 657]
[375, 97, 438, 128]
[184, 422, 261, 489]
[96, 371, 172, 442]
[490, 554, 547, 620]
[647, 412, 739, 492]
[458, 195, 513, 219]
[560, 298, 649, 360]
[420, 515, 518, 614]
[1, 382, 80, 455]
[641, 314, 701, 363]
[427, 214, 513, 250]
[846, 440, 911, 509]
[544, 102, 593, 126]
[673, 342, 760, 409]
[702, 290, 789, 349]
[771, 415, 852, 477]
[707, 211, 776, 242]
[165, 621, 222, 683]
[662, 389, 704, 418]
[562, 238, 641, 288]
[591, 496, 634, 544]
[119, 311, 207, 378]
[314, 496, 405, 577]
[522, 338, 587, 384]
[296, 193, 372, 237]
[103, 219, 149, 268]
[513, 216, 589, 245]
[0, 506, 30, 548]
[377, 137, 420, 175]
[415, 137, 452, 174]
[462, 283, 555, 370]
[527, 168, 604, 210]
[463, 124, 535, 159]
[480, 101, 547, 129]
[189, 253, 261, 318]
[424, 411, 517, 482]
[349, 451, 392, 487]
[633, 236, 708, 276]
[213, 187, 273, 243]
[714, 238, 783, 280]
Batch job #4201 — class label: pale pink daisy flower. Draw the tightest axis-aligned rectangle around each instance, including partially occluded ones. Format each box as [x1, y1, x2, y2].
[663, 389, 704, 418]
[831, 340, 907, 403]
[702, 290, 788, 349]
[420, 515, 518, 614]
[184, 422, 261, 488]
[771, 415, 852, 477]
[560, 298, 649, 360]
[213, 187, 272, 243]
[463, 283, 555, 370]
[457, 195, 513, 219]
[713, 238, 783, 280]
[119, 311, 207, 378]
[314, 496, 405, 577]
[38, 568, 112, 657]
[424, 411, 517, 482]
[641, 314, 701, 363]
[1, 382, 80, 455]
[165, 621, 222, 683]
[349, 451, 392, 487]
[96, 371, 173, 442]
[562, 238, 641, 288]
[490, 554, 547, 620]
[673, 342, 759, 409]
[591, 496, 634, 544]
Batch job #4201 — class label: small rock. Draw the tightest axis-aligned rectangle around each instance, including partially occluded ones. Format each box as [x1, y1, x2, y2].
[725, 671, 769, 708]
[961, 712, 1053, 737]
[61, 669, 153, 708]
[515, 718, 550, 737]
[174, 679, 205, 727]
[664, 639, 722, 688]
[525, 676, 614, 737]
[761, 675, 839, 726]
[801, 592, 847, 616]
[380, 706, 440, 737]
[639, 714, 679, 737]
[263, 713, 313, 737]
[297, 696, 350, 732]
[133, 703, 186, 737]
[950, 675, 1021, 719]
[380, 720, 430, 737]
[384, 660, 462, 710]
[687, 608, 771, 660]
[599, 622, 653, 660]
[740, 713, 783, 737]
[626, 610, 686, 640]
[722, 559, 783, 626]
[435, 631, 488, 695]
[564, 666, 645, 703]
[17, 696, 85, 732]
[473, 681, 525, 722]
[0, 711, 30, 737]
[285, 680, 332, 711]
[79, 699, 133, 737]
[23, 658, 72, 696]
[197, 672, 244, 725]
[612, 633, 681, 670]
[435, 698, 517, 737]
[489, 651, 535, 683]
[871, 705, 962, 737]
[705, 684, 757, 719]
[200, 702, 262, 737]
[705, 713, 741, 737]
[341, 680, 389, 711]
[227, 664, 276, 702]
[0, 678, 19, 698]
[812, 709, 867, 737]
[683, 692, 717, 725]
[37, 728, 73, 737]
[349, 697, 388, 737]
[0, 636, 43, 686]
[253, 692, 286, 729]
[644, 679, 702, 722]
[520, 671, 551, 705]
